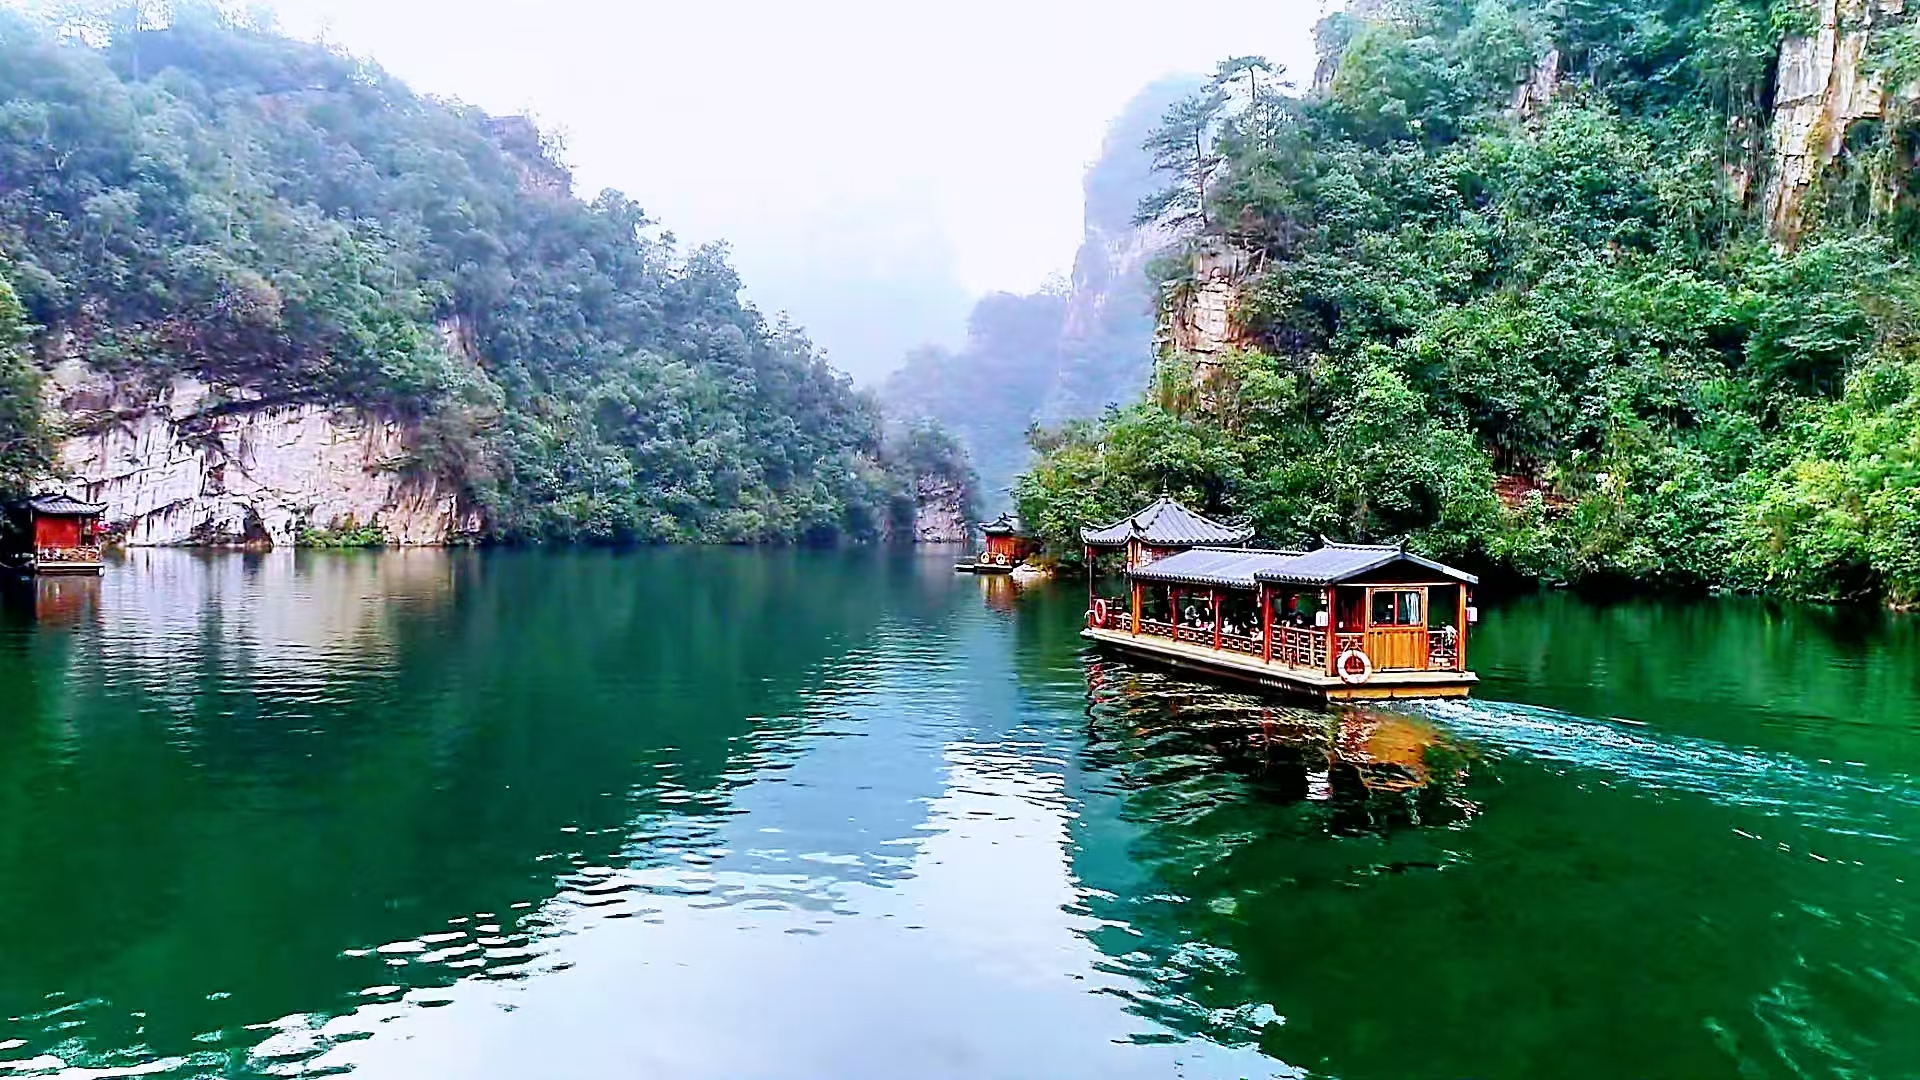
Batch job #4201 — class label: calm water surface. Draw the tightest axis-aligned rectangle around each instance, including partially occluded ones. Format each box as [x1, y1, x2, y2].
[0, 550, 1916, 1078]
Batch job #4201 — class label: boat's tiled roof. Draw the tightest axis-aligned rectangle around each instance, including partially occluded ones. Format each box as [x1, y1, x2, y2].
[1129, 548, 1307, 589]
[1082, 497, 1254, 547]
[1252, 542, 1479, 587]
[1126, 541, 1478, 589]
[979, 513, 1023, 537]
[26, 493, 105, 517]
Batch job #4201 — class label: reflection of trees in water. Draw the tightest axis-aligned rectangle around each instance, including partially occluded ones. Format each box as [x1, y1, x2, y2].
[1071, 657, 1483, 1053]
[0, 548, 951, 1076]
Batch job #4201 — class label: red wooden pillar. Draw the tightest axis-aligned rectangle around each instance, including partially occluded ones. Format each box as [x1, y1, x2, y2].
[1211, 589, 1222, 650]
[1130, 580, 1142, 637]
[1324, 587, 1338, 675]
[1261, 586, 1273, 664]
[1170, 588, 1180, 636]
[1086, 546, 1095, 605]
[1458, 587, 1471, 672]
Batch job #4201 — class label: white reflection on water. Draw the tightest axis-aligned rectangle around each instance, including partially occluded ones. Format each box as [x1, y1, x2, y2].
[249, 608, 1296, 1080]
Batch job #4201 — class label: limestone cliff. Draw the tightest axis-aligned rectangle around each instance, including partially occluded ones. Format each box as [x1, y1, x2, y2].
[882, 80, 1192, 506]
[1763, 0, 1911, 242]
[910, 475, 971, 543]
[1160, 245, 1257, 365]
[1033, 81, 1196, 426]
[47, 367, 478, 548]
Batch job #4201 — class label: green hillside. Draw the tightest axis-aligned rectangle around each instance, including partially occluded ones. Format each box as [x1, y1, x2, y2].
[1020, 0, 1920, 605]
[0, 5, 962, 543]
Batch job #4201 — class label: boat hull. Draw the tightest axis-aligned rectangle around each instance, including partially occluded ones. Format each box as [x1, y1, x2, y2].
[1082, 626, 1475, 703]
[954, 560, 1017, 575]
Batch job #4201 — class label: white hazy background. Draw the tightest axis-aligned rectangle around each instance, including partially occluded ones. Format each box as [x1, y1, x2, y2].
[252, 0, 1329, 381]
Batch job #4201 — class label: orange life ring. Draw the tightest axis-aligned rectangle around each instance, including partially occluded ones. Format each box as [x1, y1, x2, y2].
[1336, 649, 1373, 685]
[1091, 599, 1110, 628]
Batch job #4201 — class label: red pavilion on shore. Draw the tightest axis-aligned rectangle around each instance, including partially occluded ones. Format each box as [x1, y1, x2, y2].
[4, 494, 108, 577]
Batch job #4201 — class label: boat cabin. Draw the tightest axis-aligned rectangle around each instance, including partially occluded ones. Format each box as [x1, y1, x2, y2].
[958, 513, 1039, 574]
[1080, 499, 1478, 701]
[3, 494, 108, 577]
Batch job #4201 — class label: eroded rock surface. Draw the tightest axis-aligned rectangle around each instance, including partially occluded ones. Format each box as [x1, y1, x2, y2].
[49, 369, 478, 548]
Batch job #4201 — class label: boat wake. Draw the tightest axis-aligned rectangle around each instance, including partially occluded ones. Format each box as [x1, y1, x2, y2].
[1404, 698, 1918, 845]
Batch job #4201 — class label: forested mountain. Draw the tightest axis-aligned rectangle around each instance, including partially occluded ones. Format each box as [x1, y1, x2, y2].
[1020, 0, 1920, 606]
[882, 80, 1192, 509]
[0, 5, 966, 544]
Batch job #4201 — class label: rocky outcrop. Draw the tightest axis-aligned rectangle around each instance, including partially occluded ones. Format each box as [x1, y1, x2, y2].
[47, 368, 479, 548]
[1031, 80, 1196, 427]
[1510, 48, 1562, 121]
[1762, 0, 1910, 242]
[911, 474, 970, 542]
[1033, 215, 1179, 427]
[1162, 245, 1256, 362]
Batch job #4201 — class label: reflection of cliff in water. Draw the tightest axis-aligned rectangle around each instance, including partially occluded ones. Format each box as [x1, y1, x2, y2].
[0, 548, 954, 1076]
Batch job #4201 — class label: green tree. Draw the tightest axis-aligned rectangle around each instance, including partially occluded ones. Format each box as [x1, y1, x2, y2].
[0, 269, 49, 500]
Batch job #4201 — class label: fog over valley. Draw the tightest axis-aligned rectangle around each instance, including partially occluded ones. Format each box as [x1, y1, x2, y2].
[259, 0, 1331, 382]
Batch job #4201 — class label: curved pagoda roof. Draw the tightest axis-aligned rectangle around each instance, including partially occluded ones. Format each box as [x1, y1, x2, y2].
[1082, 496, 1254, 548]
[1130, 548, 1306, 589]
[1129, 541, 1479, 589]
[1252, 540, 1478, 587]
[979, 513, 1025, 537]
[26, 493, 106, 516]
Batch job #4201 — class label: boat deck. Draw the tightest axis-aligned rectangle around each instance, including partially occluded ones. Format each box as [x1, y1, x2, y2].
[955, 560, 1016, 575]
[34, 561, 104, 577]
[1082, 626, 1477, 702]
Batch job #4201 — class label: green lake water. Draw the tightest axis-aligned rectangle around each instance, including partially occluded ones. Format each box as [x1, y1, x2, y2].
[0, 549, 1916, 1078]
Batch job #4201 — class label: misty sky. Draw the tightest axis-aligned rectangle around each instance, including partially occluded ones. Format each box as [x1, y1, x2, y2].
[256, 0, 1332, 381]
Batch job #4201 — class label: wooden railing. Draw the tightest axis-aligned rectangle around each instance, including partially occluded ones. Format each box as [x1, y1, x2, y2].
[1092, 609, 1465, 675]
[1173, 624, 1212, 646]
[1273, 626, 1329, 671]
[36, 546, 103, 563]
[1220, 630, 1263, 657]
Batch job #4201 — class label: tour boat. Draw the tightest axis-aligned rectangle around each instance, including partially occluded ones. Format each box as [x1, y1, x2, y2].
[1080, 497, 1478, 702]
[955, 513, 1038, 575]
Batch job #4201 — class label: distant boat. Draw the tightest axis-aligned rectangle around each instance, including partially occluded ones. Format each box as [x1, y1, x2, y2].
[955, 513, 1037, 575]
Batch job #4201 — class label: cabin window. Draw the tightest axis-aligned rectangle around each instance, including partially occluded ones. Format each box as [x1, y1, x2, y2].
[1336, 590, 1367, 632]
[1370, 590, 1422, 627]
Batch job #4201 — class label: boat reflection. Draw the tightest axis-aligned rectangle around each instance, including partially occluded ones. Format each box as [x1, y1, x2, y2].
[981, 571, 1019, 613]
[1071, 655, 1488, 1058]
[1084, 658, 1478, 835]
[0, 573, 102, 629]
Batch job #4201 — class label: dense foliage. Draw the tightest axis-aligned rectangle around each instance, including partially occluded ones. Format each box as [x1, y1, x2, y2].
[0, 5, 957, 541]
[0, 264, 48, 499]
[1020, 0, 1920, 605]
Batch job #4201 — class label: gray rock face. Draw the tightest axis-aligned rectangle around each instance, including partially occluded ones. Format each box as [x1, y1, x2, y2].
[49, 369, 479, 548]
[1763, 0, 1909, 241]
[912, 474, 971, 543]
[1034, 216, 1179, 428]
[1163, 245, 1254, 363]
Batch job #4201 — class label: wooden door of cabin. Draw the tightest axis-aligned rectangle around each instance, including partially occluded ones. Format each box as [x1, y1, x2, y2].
[1365, 588, 1428, 671]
